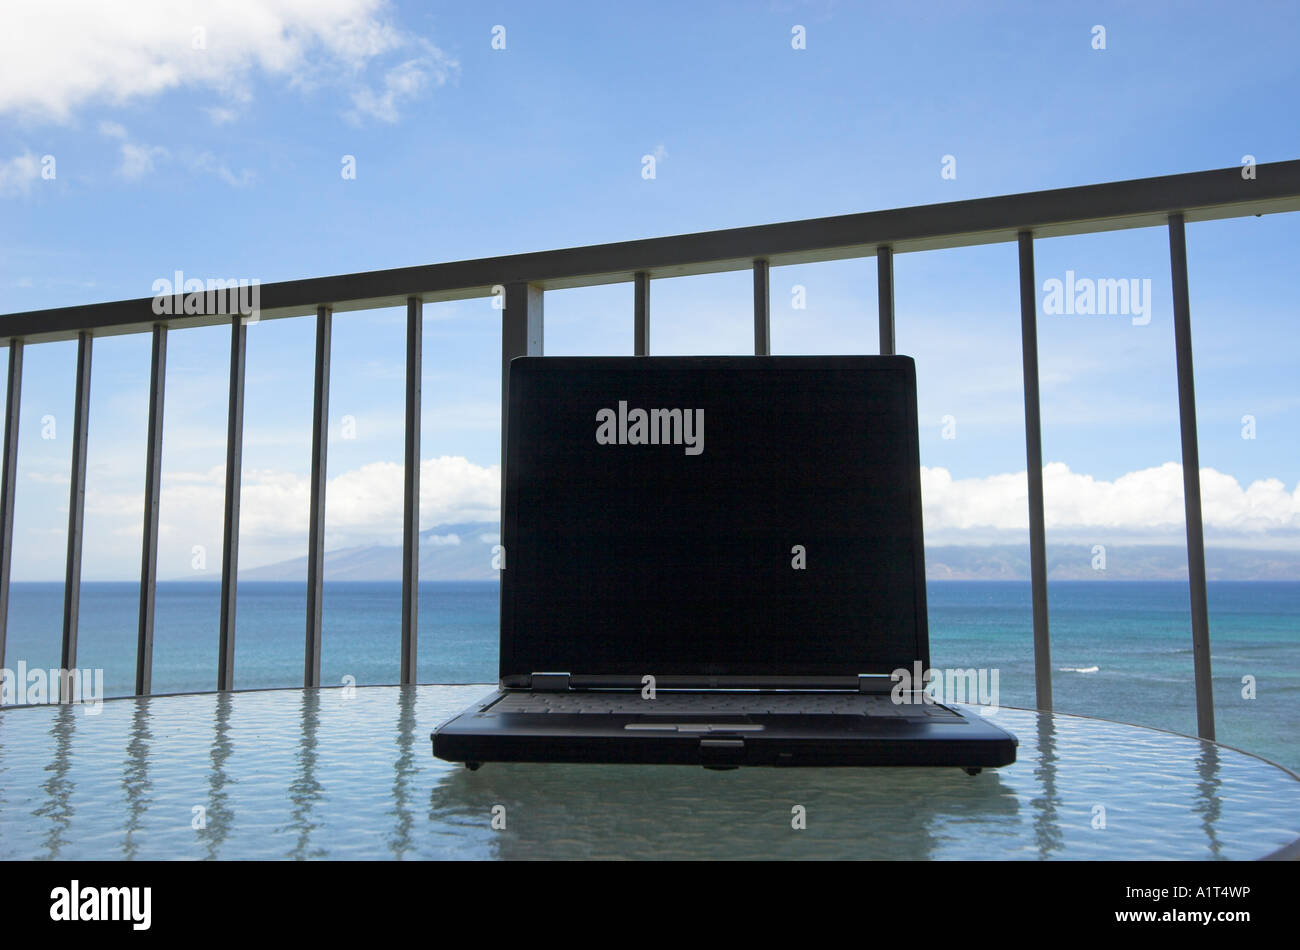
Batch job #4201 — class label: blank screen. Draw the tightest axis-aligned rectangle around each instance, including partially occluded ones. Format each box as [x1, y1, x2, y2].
[500, 356, 927, 679]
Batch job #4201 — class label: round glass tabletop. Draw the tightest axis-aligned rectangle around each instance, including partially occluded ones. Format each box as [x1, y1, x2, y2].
[1, 684, 1296, 860]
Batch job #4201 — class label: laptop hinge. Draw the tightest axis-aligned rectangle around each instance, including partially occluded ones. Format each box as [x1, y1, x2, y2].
[858, 674, 893, 694]
[530, 672, 571, 692]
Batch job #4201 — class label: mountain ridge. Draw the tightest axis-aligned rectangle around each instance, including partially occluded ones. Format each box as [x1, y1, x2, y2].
[223, 525, 1300, 582]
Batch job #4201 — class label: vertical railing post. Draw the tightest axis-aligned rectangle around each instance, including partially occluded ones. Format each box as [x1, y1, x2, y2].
[136, 324, 167, 695]
[61, 331, 93, 702]
[1018, 231, 1053, 711]
[1168, 212, 1215, 741]
[217, 315, 247, 692]
[753, 259, 770, 356]
[500, 283, 543, 527]
[304, 306, 332, 689]
[0, 340, 22, 671]
[400, 297, 422, 685]
[633, 272, 650, 356]
[877, 246, 896, 356]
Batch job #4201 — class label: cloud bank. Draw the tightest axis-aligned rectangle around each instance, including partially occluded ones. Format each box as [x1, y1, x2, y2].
[921, 462, 1300, 545]
[0, 0, 455, 123]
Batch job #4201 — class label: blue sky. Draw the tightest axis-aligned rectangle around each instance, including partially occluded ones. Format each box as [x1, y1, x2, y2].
[1, 0, 1298, 580]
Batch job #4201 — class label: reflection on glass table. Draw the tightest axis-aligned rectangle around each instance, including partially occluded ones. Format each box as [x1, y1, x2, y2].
[0, 685, 1296, 860]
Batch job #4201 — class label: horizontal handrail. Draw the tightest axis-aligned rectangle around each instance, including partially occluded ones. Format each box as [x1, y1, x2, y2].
[2, 160, 1299, 343]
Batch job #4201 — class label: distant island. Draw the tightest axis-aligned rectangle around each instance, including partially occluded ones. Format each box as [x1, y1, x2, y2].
[924, 544, 1300, 581]
[236, 522, 503, 582]
[220, 523, 1300, 582]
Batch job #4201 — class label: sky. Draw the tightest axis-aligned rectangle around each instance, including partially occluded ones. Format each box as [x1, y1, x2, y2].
[0, 0, 1298, 581]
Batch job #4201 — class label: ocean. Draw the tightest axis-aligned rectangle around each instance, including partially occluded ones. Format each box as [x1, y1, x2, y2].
[2, 580, 1296, 771]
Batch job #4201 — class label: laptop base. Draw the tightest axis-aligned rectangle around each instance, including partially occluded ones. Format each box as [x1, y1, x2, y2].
[432, 690, 1018, 770]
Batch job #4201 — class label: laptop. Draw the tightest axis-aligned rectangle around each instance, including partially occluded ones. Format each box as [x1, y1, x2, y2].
[432, 355, 1017, 771]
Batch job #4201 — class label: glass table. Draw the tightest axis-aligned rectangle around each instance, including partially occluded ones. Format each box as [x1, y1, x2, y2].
[1, 684, 1296, 860]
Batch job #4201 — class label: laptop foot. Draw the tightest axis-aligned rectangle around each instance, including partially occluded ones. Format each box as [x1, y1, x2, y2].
[962, 767, 982, 776]
[464, 761, 483, 771]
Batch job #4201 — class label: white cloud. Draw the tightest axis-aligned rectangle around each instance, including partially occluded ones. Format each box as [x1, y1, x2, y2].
[921, 461, 1300, 545]
[98, 121, 257, 185]
[99, 120, 168, 180]
[71, 454, 496, 578]
[127, 454, 498, 570]
[189, 150, 255, 187]
[140, 458, 1300, 558]
[347, 51, 452, 123]
[0, 0, 454, 122]
[205, 106, 239, 125]
[0, 151, 41, 196]
[423, 533, 461, 546]
[118, 141, 170, 180]
[59, 456, 1300, 580]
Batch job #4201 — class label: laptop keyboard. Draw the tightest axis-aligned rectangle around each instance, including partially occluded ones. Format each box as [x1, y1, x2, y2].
[485, 691, 962, 720]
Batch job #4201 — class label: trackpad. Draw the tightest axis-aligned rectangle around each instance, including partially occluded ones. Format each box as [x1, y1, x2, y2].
[625, 722, 765, 732]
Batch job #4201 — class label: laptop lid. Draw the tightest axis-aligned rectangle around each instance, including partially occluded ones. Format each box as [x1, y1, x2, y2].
[498, 355, 929, 687]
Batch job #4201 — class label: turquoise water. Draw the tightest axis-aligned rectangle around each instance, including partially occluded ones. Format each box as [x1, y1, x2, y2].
[2, 580, 1296, 770]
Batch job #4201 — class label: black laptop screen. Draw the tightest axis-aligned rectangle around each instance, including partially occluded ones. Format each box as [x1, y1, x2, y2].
[499, 356, 928, 680]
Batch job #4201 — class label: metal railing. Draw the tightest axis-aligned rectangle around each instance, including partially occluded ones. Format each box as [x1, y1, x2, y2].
[2, 161, 1299, 737]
